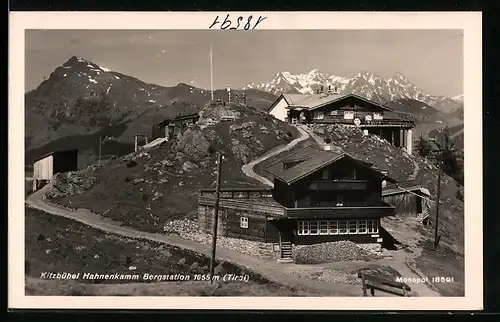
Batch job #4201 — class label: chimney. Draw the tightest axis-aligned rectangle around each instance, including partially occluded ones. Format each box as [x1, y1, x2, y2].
[324, 138, 332, 151]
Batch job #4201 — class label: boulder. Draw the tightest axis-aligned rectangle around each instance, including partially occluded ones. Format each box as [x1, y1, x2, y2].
[229, 124, 243, 131]
[232, 144, 250, 163]
[182, 161, 199, 173]
[242, 130, 253, 139]
[242, 121, 256, 129]
[46, 172, 98, 199]
[177, 128, 211, 161]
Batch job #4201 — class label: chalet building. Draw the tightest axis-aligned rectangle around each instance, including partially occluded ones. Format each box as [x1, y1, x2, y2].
[198, 144, 398, 261]
[268, 89, 416, 154]
[32, 149, 78, 192]
[382, 184, 432, 217]
[151, 113, 200, 141]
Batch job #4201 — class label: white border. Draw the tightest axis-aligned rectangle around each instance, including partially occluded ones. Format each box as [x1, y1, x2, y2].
[9, 11, 483, 310]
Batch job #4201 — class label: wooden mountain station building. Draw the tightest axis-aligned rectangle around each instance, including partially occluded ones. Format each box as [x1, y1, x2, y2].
[267, 90, 416, 154]
[151, 113, 200, 141]
[198, 144, 401, 261]
[32, 149, 79, 191]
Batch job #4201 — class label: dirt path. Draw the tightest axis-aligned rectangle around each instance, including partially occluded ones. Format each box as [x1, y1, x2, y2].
[298, 124, 326, 147]
[26, 185, 361, 296]
[241, 126, 310, 187]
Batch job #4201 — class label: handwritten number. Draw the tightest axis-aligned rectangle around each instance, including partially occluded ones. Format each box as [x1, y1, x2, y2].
[209, 16, 220, 29]
[230, 16, 243, 30]
[253, 16, 267, 30]
[209, 15, 266, 30]
[221, 14, 231, 30]
[244, 16, 252, 30]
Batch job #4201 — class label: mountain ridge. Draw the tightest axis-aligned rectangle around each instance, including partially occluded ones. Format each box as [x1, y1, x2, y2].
[25, 56, 277, 151]
[243, 69, 463, 114]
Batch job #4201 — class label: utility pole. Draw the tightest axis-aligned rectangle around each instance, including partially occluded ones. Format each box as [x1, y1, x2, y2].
[209, 152, 223, 284]
[210, 43, 214, 102]
[98, 136, 102, 164]
[433, 131, 445, 249]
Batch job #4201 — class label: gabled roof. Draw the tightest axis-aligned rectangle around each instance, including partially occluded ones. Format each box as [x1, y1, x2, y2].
[33, 149, 78, 163]
[382, 185, 432, 197]
[282, 93, 310, 105]
[264, 144, 396, 185]
[156, 113, 199, 126]
[287, 92, 405, 113]
[267, 93, 309, 112]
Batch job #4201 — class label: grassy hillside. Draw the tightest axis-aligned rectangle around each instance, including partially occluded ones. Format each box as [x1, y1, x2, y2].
[48, 102, 299, 233]
[25, 207, 312, 296]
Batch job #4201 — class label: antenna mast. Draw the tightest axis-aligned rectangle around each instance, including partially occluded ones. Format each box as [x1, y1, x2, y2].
[210, 43, 214, 101]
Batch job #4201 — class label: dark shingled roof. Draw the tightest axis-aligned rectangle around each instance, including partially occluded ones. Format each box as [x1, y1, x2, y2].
[264, 144, 396, 185]
[33, 149, 78, 163]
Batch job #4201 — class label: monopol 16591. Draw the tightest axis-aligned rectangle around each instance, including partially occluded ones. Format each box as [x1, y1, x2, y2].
[431, 276, 455, 283]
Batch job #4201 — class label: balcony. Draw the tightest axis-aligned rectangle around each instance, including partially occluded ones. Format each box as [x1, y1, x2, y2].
[309, 180, 369, 191]
[284, 202, 395, 219]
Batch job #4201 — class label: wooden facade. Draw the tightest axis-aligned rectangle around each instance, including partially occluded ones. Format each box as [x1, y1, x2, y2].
[32, 149, 78, 191]
[198, 145, 398, 260]
[197, 188, 282, 243]
[382, 186, 431, 217]
[151, 114, 200, 141]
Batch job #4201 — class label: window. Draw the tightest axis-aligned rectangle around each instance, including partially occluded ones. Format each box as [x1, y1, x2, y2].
[298, 221, 309, 235]
[328, 220, 339, 235]
[319, 221, 329, 235]
[367, 219, 379, 234]
[373, 112, 383, 120]
[348, 220, 358, 234]
[313, 111, 324, 120]
[357, 220, 367, 234]
[336, 194, 344, 207]
[240, 217, 249, 229]
[343, 111, 354, 120]
[310, 221, 319, 235]
[322, 168, 330, 180]
[338, 220, 348, 235]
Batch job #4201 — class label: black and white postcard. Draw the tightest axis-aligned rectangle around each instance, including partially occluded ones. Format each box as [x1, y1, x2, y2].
[9, 11, 482, 310]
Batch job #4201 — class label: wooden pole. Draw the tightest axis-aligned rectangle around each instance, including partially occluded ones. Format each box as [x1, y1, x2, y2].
[209, 152, 223, 283]
[361, 272, 368, 296]
[210, 43, 214, 102]
[434, 137, 444, 249]
[98, 136, 102, 164]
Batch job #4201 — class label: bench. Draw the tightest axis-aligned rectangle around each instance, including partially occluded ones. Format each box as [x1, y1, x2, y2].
[358, 271, 415, 297]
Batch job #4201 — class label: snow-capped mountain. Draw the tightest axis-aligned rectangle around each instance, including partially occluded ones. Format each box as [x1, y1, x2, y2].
[243, 69, 463, 114]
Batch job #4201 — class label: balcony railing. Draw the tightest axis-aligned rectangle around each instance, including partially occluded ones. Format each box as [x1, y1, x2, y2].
[284, 202, 395, 219]
[198, 188, 274, 199]
[309, 180, 369, 191]
[310, 117, 414, 127]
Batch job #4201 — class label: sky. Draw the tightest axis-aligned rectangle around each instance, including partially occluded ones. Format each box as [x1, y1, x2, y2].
[25, 29, 463, 96]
